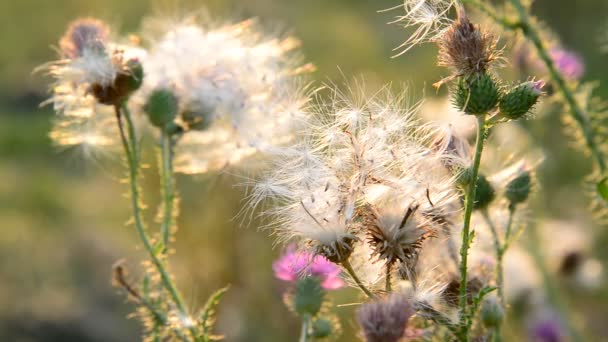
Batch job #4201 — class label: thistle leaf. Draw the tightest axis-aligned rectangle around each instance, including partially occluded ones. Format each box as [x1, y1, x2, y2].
[200, 285, 230, 342]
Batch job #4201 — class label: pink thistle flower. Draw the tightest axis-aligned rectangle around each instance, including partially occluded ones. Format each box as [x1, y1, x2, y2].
[273, 245, 344, 290]
[549, 48, 585, 81]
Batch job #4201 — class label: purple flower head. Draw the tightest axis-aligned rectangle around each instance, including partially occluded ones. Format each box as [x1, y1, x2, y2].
[550, 48, 585, 81]
[273, 245, 344, 290]
[529, 314, 565, 342]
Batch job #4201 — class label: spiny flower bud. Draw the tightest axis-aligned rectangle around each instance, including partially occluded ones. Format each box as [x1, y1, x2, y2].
[59, 18, 109, 58]
[311, 318, 334, 338]
[294, 277, 325, 317]
[124, 59, 144, 94]
[357, 294, 414, 342]
[144, 89, 179, 129]
[453, 74, 501, 115]
[480, 296, 504, 328]
[499, 81, 544, 120]
[473, 174, 495, 210]
[505, 171, 532, 206]
[438, 8, 500, 76]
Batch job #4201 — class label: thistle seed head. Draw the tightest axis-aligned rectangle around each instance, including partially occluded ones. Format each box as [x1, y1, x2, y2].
[438, 8, 500, 77]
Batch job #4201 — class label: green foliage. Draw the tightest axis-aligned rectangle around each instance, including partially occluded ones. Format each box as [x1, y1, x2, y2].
[144, 89, 179, 129]
[597, 177, 608, 202]
[453, 74, 501, 115]
[505, 171, 532, 206]
[499, 81, 542, 119]
[473, 174, 496, 210]
[200, 285, 230, 342]
[294, 277, 325, 317]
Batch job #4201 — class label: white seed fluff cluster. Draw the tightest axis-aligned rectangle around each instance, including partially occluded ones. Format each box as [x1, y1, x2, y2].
[139, 18, 311, 174]
[251, 86, 459, 265]
[40, 18, 145, 154]
[390, 0, 456, 56]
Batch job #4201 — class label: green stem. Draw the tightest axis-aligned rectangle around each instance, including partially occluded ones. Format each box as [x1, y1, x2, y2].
[160, 130, 176, 250]
[341, 259, 376, 299]
[461, 0, 518, 29]
[115, 104, 199, 341]
[473, 0, 607, 174]
[480, 209, 505, 308]
[299, 314, 311, 342]
[457, 114, 487, 342]
[510, 0, 606, 173]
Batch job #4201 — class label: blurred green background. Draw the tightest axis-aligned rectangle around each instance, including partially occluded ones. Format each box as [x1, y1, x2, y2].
[1, 0, 608, 341]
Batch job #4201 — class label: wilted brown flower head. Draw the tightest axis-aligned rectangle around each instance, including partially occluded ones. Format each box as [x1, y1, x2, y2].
[357, 293, 414, 342]
[360, 202, 435, 268]
[438, 8, 500, 77]
[60, 18, 110, 58]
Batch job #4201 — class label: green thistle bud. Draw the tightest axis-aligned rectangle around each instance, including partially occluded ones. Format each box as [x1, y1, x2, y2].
[294, 277, 324, 317]
[473, 174, 495, 210]
[311, 318, 333, 338]
[124, 59, 144, 93]
[499, 81, 544, 120]
[480, 297, 504, 328]
[144, 89, 179, 129]
[505, 171, 532, 205]
[453, 74, 500, 115]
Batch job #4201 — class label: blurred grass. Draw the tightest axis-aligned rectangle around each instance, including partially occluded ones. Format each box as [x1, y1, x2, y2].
[1, 0, 608, 341]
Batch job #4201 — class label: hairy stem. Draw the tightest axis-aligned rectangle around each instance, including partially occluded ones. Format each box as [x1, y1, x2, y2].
[341, 259, 376, 299]
[457, 114, 487, 341]
[480, 209, 505, 307]
[467, 0, 606, 174]
[115, 104, 199, 341]
[510, 0, 606, 173]
[160, 130, 176, 250]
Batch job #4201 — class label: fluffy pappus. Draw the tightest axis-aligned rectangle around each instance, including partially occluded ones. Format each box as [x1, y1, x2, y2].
[137, 16, 312, 174]
[250, 85, 458, 269]
[389, 0, 457, 56]
[39, 18, 145, 152]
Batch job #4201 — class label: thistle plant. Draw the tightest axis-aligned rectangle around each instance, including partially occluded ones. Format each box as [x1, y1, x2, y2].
[40, 13, 309, 341]
[34, 2, 607, 342]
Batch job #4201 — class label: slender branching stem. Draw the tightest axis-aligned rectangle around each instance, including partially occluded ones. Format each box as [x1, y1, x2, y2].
[299, 314, 311, 342]
[508, 0, 606, 174]
[115, 104, 200, 341]
[160, 130, 176, 250]
[341, 259, 376, 299]
[467, 0, 606, 174]
[480, 209, 506, 307]
[457, 114, 487, 342]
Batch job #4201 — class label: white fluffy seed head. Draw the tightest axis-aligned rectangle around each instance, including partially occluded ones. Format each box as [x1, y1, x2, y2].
[250, 85, 458, 265]
[138, 17, 312, 174]
[389, 0, 456, 56]
[40, 18, 145, 153]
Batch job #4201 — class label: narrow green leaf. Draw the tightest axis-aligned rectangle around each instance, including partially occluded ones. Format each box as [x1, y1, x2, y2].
[200, 285, 230, 341]
[597, 177, 608, 201]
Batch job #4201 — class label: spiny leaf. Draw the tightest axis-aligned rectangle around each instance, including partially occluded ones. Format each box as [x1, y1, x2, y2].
[200, 285, 230, 342]
[597, 177, 608, 202]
